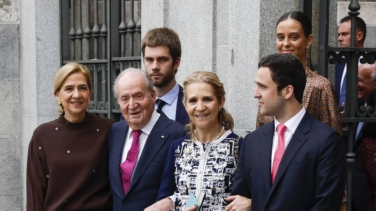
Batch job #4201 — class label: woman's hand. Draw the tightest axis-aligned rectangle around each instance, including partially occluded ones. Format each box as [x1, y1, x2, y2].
[144, 198, 174, 211]
[224, 195, 252, 211]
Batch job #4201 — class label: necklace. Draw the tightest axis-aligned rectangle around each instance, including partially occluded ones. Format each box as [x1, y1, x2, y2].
[194, 126, 225, 143]
[213, 127, 225, 141]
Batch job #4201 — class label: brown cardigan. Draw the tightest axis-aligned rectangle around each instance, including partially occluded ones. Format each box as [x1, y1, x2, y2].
[27, 113, 114, 211]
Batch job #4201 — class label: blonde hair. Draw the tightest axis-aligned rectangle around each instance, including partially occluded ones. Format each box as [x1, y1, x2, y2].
[54, 62, 92, 95]
[183, 71, 234, 141]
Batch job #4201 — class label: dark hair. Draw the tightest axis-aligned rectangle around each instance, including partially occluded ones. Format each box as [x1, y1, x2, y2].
[277, 11, 312, 38]
[141, 27, 181, 65]
[258, 54, 307, 104]
[340, 16, 367, 42]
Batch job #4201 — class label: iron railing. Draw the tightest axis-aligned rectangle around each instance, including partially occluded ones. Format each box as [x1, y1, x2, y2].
[312, 0, 376, 210]
[60, 0, 142, 120]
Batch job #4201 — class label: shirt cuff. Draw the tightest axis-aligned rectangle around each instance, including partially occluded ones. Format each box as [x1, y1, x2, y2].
[168, 194, 176, 206]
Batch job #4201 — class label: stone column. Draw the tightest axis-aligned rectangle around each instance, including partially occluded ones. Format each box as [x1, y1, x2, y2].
[20, 0, 60, 209]
[0, 0, 22, 209]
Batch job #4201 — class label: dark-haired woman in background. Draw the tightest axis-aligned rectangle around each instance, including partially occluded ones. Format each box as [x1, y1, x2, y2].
[27, 62, 114, 210]
[256, 11, 342, 134]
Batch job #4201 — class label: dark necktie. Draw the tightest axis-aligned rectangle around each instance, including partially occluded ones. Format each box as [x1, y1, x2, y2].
[156, 99, 167, 113]
[271, 124, 287, 183]
[120, 130, 142, 194]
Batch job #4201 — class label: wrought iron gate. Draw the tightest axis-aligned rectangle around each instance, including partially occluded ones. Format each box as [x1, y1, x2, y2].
[302, 0, 376, 210]
[60, 0, 141, 120]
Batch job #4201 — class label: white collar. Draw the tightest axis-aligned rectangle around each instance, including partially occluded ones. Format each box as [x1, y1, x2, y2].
[156, 83, 179, 106]
[274, 107, 306, 134]
[128, 110, 160, 137]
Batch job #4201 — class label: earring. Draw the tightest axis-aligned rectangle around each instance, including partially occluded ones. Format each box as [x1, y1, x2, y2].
[57, 101, 64, 115]
[305, 45, 311, 72]
[87, 100, 91, 111]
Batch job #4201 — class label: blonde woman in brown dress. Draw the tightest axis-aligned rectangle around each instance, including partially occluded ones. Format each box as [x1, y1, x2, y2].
[27, 63, 114, 210]
[256, 11, 342, 134]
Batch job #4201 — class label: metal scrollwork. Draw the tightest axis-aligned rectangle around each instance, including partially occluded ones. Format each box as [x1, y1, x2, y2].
[328, 51, 348, 65]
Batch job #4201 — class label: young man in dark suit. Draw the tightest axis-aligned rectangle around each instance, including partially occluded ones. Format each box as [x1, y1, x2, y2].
[109, 68, 185, 210]
[142, 27, 188, 125]
[226, 54, 346, 211]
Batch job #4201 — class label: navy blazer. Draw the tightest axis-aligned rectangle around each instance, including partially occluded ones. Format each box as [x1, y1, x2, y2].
[350, 120, 370, 210]
[231, 112, 346, 211]
[175, 85, 189, 125]
[108, 113, 185, 211]
[335, 63, 364, 107]
[335, 63, 346, 105]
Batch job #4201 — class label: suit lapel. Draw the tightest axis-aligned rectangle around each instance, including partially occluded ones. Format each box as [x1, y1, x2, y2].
[127, 114, 172, 193]
[261, 123, 274, 193]
[175, 85, 188, 125]
[267, 113, 310, 199]
[354, 121, 364, 146]
[335, 63, 345, 104]
[113, 121, 129, 198]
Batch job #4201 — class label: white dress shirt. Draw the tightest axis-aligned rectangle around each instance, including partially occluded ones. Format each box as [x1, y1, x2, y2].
[121, 110, 160, 175]
[271, 107, 306, 170]
[156, 83, 179, 121]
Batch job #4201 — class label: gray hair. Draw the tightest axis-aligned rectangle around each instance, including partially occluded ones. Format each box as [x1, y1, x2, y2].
[113, 68, 154, 99]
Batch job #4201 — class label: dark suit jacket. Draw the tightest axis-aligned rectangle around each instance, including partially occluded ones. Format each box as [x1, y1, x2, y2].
[231, 112, 346, 211]
[335, 63, 346, 105]
[335, 63, 364, 107]
[351, 120, 370, 210]
[175, 85, 189, 125]
[108, 113, 185, 211]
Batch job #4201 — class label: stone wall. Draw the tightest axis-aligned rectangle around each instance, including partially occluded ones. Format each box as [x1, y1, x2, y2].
[143, 0, 265, 136]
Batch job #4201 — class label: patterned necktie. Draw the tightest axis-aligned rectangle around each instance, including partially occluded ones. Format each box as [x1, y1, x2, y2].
[271, 124, 287, 183]
[156, 99, 167, 113]
[120, 130, 142, 194]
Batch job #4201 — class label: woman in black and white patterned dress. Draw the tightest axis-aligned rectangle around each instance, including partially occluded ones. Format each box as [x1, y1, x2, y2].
[146, 71, 243, 211]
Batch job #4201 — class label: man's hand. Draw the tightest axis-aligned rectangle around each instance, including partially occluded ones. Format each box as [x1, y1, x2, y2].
[184, 205, 198, 211]
[225, 195, 252, 211]
[340, 102, 346, 114]
[144, 198, 174, 211]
